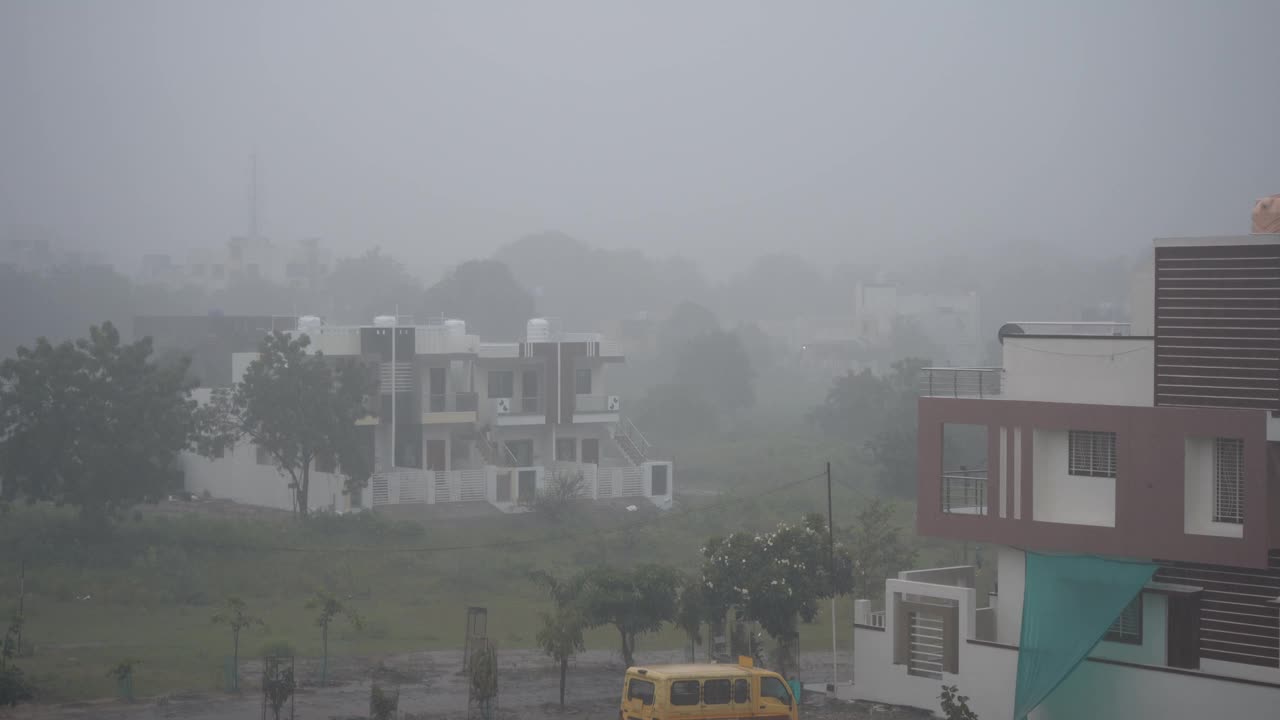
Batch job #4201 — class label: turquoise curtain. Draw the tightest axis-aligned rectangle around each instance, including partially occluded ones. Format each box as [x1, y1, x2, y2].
[1013, 551, 1156, 720]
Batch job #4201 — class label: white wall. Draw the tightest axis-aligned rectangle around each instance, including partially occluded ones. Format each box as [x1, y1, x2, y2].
[1032, 430, 1116, 527]
[1183, 436, 1244, 538]
[181, 443, 349, 513]
[1002, 337, 1153, 406]
[996, 547, 1026, 645]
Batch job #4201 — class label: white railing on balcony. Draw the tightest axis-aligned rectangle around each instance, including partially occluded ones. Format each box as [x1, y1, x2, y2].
[941, 469, 988, 515]
[414, 327, 480, 355]
[919, 367, 1003, 398]
[575, 394, 620, 412]
[1001, 321, 1132, 337]
[424, 391, 479, 414]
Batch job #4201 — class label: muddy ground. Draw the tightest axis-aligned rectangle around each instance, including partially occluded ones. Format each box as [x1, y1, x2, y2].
[5, 650, 934, 720]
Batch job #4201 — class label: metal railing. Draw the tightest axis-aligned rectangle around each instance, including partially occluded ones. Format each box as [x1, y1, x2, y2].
[575, 394, 619, 412]
[1002, 321, 1132, 337]
[425, 391, 479, 413]
[941, 469, 988, 515]
[919, 367, 1003, 398]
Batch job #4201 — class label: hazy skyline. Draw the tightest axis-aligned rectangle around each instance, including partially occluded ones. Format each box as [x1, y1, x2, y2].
[2, 0, 1278, 278]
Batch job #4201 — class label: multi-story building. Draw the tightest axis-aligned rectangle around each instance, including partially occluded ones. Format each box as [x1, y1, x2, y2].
[848, 224, 1279, 717]
[180, 316, 673, 515]
[138, 237, 332, 292]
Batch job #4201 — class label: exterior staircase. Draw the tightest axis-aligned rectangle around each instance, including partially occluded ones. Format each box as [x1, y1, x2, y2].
[474, 429, 517, 467]
[611, 418, 651, 466]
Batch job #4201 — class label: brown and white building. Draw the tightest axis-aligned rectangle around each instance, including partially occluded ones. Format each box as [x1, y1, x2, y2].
[848, 211, 1280, 718]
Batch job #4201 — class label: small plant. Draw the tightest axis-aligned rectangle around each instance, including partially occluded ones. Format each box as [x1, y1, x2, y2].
[0, 615, 34, 707]
[370, 683, 399, 720]
[108, 658, 140, 702]
[468, 641, 498, 720]
[530, 470, 586, 521]
[263, 659, 296, 720]
[307, 590, 363, 685]
[940, 684, 979, 720]
[212, 596, 265, 692]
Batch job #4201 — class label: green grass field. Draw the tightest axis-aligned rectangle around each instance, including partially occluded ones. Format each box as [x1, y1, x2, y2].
[0, 465, 970, 702]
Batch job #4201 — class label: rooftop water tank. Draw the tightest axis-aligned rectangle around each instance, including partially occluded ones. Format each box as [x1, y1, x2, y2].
[444, 319, 466, 337]
[373, 315, 397, 327]
[298, 315, 322, 333]
[526, 317, 551, 343]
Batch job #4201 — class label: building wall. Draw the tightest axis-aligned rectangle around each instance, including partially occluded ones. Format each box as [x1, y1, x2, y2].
[995, 547, 1026, 645]
[1002, 337, 1154, 406]
[181, 443, 349, 513]
[1031, 430, 1116, 527]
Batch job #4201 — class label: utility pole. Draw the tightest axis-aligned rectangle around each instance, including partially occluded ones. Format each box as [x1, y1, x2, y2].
[827, 461, 837, 691]
[16, 559, 25, 653]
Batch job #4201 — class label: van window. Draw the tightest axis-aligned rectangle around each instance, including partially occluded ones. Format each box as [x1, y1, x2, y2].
[671, 680, 700, 706]
[703, 679, 731, 705]
[628, 679, 655, 705]
[733, 679, 751, 704]
[761, 677, 792, 705]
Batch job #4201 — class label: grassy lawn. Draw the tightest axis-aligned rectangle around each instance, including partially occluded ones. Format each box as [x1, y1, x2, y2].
[0, 467, 970, 701]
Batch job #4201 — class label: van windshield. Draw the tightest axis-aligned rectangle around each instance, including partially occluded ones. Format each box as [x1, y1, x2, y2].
[628, 679, 655, 705]
[760, 677, 792, 705]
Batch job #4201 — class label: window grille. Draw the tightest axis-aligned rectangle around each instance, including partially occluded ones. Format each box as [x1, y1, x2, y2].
[1213, 437, 1244, 524]
[1068, 430, 1116, 478]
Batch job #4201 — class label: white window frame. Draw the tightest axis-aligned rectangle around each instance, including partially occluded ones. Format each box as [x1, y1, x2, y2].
[1212, 437, 1243, 525]
[1105, 595, 1142, 645]
[1068, 430, 1116, 478]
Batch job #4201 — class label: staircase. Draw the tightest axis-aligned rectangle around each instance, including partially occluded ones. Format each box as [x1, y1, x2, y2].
[611, 418, 651, 467]
[474, 429, 517, 467]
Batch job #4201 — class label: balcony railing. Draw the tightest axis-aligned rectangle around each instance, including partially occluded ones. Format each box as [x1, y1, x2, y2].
[941, 469, 987, 515]
[919, 367, 1003, 398]
[1000, 321, 1132, 337]
[424, 391, 479, 414]
[575, 394, 620, 412]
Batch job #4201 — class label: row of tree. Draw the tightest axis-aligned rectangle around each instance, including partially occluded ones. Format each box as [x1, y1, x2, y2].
[534, 505, 916, 707]
[0, 324, 376, 524]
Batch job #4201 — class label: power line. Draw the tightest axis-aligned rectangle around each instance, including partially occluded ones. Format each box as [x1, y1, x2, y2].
[206, 468, 831, 556]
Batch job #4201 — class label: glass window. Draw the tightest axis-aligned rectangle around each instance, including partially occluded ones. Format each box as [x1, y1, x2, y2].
[1213, 437, 1244, 524]
[760, 677, 791, 705]
[733, 679, 750, 704]
[670, 680, 700, 706]
[1105, 595, 1142, 645]
[575, 367, 592, 395]
[487, 371, 514, 399]
[703, 679, 731, 705]
[556, 438, 577, 462]
[627, 679, 654, 705]
[1068, 430, 1116, 478]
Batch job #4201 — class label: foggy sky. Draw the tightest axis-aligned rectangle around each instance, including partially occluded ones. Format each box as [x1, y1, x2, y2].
[2, 0, 1278, 278]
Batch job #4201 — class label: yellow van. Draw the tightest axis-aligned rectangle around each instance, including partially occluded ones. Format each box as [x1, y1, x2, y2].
[620, 660, 798, 720]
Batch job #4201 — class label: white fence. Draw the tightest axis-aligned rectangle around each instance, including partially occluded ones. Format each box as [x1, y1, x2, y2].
[370, 461, 675, 508]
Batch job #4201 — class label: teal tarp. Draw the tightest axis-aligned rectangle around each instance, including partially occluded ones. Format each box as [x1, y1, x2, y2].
[1012, 552, 1156, 720]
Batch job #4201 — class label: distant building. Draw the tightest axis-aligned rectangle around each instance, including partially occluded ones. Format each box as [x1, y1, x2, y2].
[137, 237, 331, 291]
[133, 315, 296, 387]
[180, 316, 673, 515]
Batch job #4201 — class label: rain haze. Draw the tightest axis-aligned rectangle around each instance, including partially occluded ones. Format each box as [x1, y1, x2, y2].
[2, 0, 1278, 273]
[1, 3, 1280, 720]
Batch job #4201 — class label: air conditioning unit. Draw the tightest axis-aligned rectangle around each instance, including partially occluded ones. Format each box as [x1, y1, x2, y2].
[494, 398, 511, 414]
[607, 395, 621, 411]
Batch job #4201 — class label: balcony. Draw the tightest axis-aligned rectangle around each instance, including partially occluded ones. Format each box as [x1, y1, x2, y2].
[919, 368, 1003, 398]
[490, 397, 544, 426]
[422, 391, 479, 424]
[941, 469, 988, 515]
[573, 394, 621, 422]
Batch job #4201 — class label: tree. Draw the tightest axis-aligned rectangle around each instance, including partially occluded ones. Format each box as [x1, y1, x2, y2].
[631, 382, 721, 452]
[195, 332, 375, 519]
[940, 684, 980, 720]
[0, 614, 34, 707]
[701, 515, 853, 677]
[674, 575, 707, 661]
[421, 260, 534, 340]
[578, 564, 680, 668]
[325, 248, 422, 324]
[531, 570, 587, 708]
[0, 323, 196, 525]
[844, 498, 917, 600]
[671, 330, 755, 415]
[307, 590, 363, 686]
[212, 597, 265, 692]
[657, 301, 720, 355]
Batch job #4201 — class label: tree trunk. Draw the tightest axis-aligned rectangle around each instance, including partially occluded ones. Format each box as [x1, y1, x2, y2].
[233, 629, 240, 692]
[618, 627, 634, 668]
[321, 623, 328, 685]
[298, 465, 311, 519]
[559, 657, 567, 708]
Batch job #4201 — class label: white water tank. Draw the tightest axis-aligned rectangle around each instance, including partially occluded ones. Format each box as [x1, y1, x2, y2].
[526, 317, 551, 343]
[444, 319, 466, 337]
[297, 315, 322, 333]
[373, 315, 397, 327]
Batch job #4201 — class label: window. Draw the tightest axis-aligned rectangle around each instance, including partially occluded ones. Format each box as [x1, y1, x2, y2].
[556, 438, 577, 462]
[575, 368, 592, 395]
[759, 677, 792, 705]
[1213, 437, 1243, 524]
[1068, 430, 1116, 478]
[627, 679, 654, 705]
[1105, 595, 1142, 645]
[255, 444, 271, 465]
[487, 371, 514, 399]
[670, 681, 700, 706]
[733, 679, 750, 704]
[703, 679, 731, 705]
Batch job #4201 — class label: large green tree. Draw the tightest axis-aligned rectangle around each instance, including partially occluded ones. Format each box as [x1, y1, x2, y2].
[671, 330, 755, 415]
[420, 260, 534, 340]
[324, 248, 422, 324]
[843, 498, 917, 600]
[0, 323, 196, 524]
[578, 564, 681, 668]
[702, 515, 852, 676]
[194, 332, 375, 518]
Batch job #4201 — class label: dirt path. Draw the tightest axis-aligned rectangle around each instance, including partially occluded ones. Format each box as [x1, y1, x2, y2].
[5, 650, 933, 720]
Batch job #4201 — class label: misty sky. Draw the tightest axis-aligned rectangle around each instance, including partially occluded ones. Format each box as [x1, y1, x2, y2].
[2, 0, 1278, 278]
